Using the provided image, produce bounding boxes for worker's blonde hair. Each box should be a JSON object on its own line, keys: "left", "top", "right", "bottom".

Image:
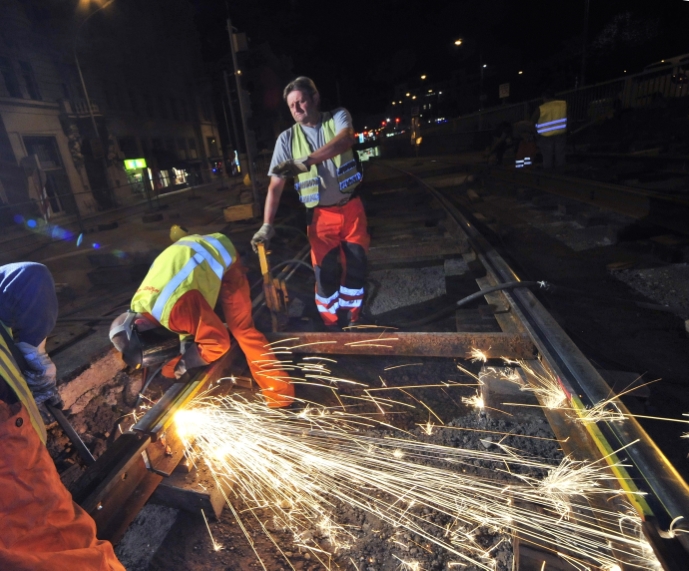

{"left": 283, "top": 76, "right": 319, "bottom": 102}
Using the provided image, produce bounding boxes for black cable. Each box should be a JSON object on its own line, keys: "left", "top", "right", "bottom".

{"left": 384, "top": 281, "right": 545, "bottom": 329}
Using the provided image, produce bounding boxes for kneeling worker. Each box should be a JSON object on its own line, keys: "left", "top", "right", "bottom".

{"left": 110, "top": 230, "right": 293, "bottom": 408}
{"left": 0, "top": 262, "right": 124, "bottom": 570}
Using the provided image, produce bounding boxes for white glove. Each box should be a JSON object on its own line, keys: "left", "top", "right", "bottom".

{"left": 16, "top": 339, "right": 62, "bottom": 407}
{"left": 251, "top": 223, "right": 275, "bottom": 253}
{"left": 270, "top": 156, "right": 310, "bottom": 178}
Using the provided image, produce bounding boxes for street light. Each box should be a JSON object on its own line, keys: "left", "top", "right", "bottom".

{"left": 420, "top": 74, "right": 427, "bottom": 80}
{"left": 74, "top": 0, "right": 117, "bottom": 208}
{"left": 454, "top": 39, "right": 463, "bottom": 46}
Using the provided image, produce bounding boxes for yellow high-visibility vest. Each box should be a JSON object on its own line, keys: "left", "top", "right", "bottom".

{"left": 536, "top": 100, "right": 567, "bottom": 137}
{"left": 131, "top": 233, "right": 236, "bottom": 328}
{"left": 292, "top": 112, "right": 362, "bottom": 208}
{"left": 0, "top": 322, "right": 47, "bottom": 443}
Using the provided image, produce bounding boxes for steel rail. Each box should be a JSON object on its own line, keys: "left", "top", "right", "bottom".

{"left": 383, "top": 162, "right": 689, "bottom": 561}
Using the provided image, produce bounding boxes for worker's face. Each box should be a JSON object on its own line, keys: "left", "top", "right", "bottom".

{"left": 287, "top": 89, "right": 319, "bottom": 125}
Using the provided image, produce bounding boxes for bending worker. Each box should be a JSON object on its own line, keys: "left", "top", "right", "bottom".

{"left": 0, "top": 262, "right": 124, "bottom": 570}
{"left": 531, "top": 90, "right": 567, "bottom": 169}
{"left": 110, "top": 230, "right": 293, "bottom": 408}
{"left": 252, "top": 76, "right": 369, "bottom": 330}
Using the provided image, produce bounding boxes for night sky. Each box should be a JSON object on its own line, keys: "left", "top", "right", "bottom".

{"left": 192, "top": 0, "right": 689, "bottom": 117}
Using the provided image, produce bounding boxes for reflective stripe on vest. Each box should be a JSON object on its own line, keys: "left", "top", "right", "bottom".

{"left": 132, "top": 234, "right": 235, "bottom": 328}
{"left": 0, "top": 323, "right": 47, "bottom": 443}
{"left": 291, "top": 112, "right": 362, "bottom": 208}
{"left": 536, "top": 100, "right": 567, "bottom": 137}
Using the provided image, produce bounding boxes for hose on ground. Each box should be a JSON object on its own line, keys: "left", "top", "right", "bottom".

{"left": 383, "top": 281, "right": 545, "bottom": 329}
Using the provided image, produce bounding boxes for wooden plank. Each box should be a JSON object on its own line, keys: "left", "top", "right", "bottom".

{"left": 150, "top": 464, "right": 230, "bottom": 520}
{"left": 265, "top": 331, "right": 535, "bottom": 359}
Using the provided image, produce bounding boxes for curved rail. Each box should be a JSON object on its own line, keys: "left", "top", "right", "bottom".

{"left": 382, "top": 161, "right": 689, "bottom": 562}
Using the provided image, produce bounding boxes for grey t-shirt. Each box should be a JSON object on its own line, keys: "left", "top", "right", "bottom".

{"left": 268, "top": 108, "right": 353, "bottom": 207}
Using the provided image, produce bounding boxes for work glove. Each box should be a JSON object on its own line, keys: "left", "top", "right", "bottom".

{"left": 251, "top": 223, "right": 275, "bottom": 253}
{"left": 174, "top": 340, "right": 209, "bottom": 379}
{"left": 16, "top": 340, "right": 63, "bottom": 407}
{"left": 270, "top": 156, "right": 310, "bottom": 178}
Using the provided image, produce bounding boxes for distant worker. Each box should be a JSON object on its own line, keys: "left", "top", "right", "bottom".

{"left": 110, "top": 230, "right": 293, "bottom": 408}
{"left": 252, "top": 76, "right": 369, "bottom": 331}
{"left": 513, "top": 120, "right": 538, "bottom": 169}
{"left": 0, "top": 262, "right": 124, "bottom": 571}
{"left": 485, "top": 121, "right": 513, "bottom": 166}
{"left": 531, "top": 90, "right": 567, "bottom": 169}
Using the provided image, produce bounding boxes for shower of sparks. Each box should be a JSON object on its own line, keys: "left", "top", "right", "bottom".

{"left": 574, "top": 400, "right": 627, "bottom": 425}
{"left": 502, "top": 359, "right": 568, "bottom": 410}
{"left": 174, "top": 393, "right": 660, "bottom": 571}
{"left": 469, "top": 348, "right": 489, "bottom": 363}
{"left": 462, "top": 392, "right": 484, "bottom": 410}
{"left": 200, "top": 508, "right": 223, "bottom": 551}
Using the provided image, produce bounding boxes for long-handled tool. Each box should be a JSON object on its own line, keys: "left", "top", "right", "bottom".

{"left": 0, "top": 324, "right": 96, "bottom": 466}
{"left": 256, "top": 241, "right": 289, "bottom": 331}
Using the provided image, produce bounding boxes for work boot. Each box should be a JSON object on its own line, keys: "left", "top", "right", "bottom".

{"left": 344, "top": 308, "right": 376, "bottom": 330}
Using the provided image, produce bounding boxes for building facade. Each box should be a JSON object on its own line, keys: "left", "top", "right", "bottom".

{"left": 0, "top": 0, "right": 220, "bottom": 228}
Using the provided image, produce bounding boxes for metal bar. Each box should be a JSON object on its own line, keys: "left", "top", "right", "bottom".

{"left": 47, "top": 403, "right": 96, "bottom": 465}
{"left": 264, "top": 331, "right": 535, "bottom": 359}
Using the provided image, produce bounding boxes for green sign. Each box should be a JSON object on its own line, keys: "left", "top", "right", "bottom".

{"left": 124, "top": 158, "right": 147, "bottom": 170}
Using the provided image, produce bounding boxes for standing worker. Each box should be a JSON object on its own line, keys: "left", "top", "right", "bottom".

{"left": 0, "top": 262, "right": 124, "bottom": 571}
{"left": 251, "top": 76, "right": 369, "bottom": 331}
{"left": 110, "top": 230, "right": 293, "bottom": 408}
{"left": 532, "top": 90, "right": 567, "bottom": 169}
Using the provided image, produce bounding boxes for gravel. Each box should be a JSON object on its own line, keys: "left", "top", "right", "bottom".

{"left": 615, "top": 263, "right": 689, "bottom": 319}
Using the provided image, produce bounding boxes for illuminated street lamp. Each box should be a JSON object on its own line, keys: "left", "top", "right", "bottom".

{"left": 454, "top": 39, "right": 463, "bottom": 46}
{"left": 420, "top": 74, "right": 427, "bottom": 80}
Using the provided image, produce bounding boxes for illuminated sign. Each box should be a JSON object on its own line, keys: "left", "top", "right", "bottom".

{"left": 124, "top": 158, "right": 147, "bottom": 170}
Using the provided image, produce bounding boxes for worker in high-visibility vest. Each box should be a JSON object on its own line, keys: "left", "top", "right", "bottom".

{"left": 531, "top": 90, "right": 567, "bottom": 169}
{"left": 109, "top": 230, "right": 293, "bottom": 408}
{"left": 0, "top": 262, "right": 124, "bottom": 571}
{"left": 252, "top": 76, "right": 369, "bottom": 331}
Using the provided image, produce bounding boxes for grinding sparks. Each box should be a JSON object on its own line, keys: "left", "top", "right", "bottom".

{"left": 173, "top": 394, "right": 660, "bottom": 570}
{"left": 200, "top": 508, "right": 223, "bottom": 551}
{"left": 462, "top": 392, "right": 485, "bottom": 410}
{"left": 469, "top": 347, "right": 489, "bottom": 363}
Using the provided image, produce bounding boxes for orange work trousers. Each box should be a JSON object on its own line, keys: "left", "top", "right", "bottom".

{"left": 219, "top": 261, "right": 294, "bottom": 407}
{"left": 0, "top": 399, "right": 124, "bottom": 571}
{"left": 161, "top": 262, "right": 293, "bottom": 408}
{"left": 308, "top": 196, "right": 370, "bottom": 326}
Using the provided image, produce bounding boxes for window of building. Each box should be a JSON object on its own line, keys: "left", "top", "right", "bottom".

{"left": 188, "top": 137, "right": 198, "bottom": 159}
{"left": 19, "top": 61, "right": 41, "bottom": 100}
{"left": 128, "top": 90, "right": 139, "bottom": 115}
{"left": 23, "top": 136, "right": 75, "bottom": 215}
{"left": 157, "top": 95, "right": 168, "bottom": 119}
{"left": 177, "top": 137, "right": 187, "bottom": 160}
{"left": 0, "top": 56, "right": 22, "bottom": 98}
{"left": 207, "top": 136, "right": 219, "bottom": 157}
